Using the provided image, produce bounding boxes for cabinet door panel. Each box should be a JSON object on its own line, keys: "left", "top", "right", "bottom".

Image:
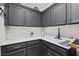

{"left": 42, "top": 9, "right": 51, "bottom": 26}
{"left": 25, "top": 9, "right": 34, "bottom": 26}
{"left": 70, "top": 4, "right": 79, "bottom": 23}
{"left": 13, "top": 8, "right": 24, "bottom": 25}
{"left": 51, "top": 4, "right": 66, "bottom": 25}
{"left": 9, "top": 4, "right": 24, "bottom": 25}
{"left": 34, "top": 12, "right": 41, "bottom": 26}
{"left": 41, "top": 45, "right": 50, "bottom": 56}
{"left": 28, "top": 45, "right": 41, "bottom": 56}
{"left": 51, "top": 51, "right": 61, "bottom": 56}
{"left": 6, "top": 48, "right": 26, "bottom": 56}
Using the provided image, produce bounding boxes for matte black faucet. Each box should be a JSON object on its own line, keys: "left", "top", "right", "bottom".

{"left": 57, "top": 27, "right": 60, "bottom": 39}
{"left": 56, "top": 27, "right": 62, "bottom": 40}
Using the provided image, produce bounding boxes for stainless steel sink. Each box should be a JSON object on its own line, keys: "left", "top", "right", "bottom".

{"left": 59, "top": 40, "right": 71, "bottom": 47}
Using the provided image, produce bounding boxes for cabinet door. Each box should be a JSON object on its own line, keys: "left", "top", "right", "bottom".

{"left": 28, "top": 45, "right": 41, "bottom": 56}
{"left": 33, "top": 12, "right": 41, "bottom": 26}
{"left": 6, "top": 48, "right": 26, "bottom": 56}
{"left": 51, "top": 4, "right": 66, "bottom": 25}
{"left": 41, "top": 45, "right": 50, "bottom": 56}
{"left": 69, "top": 3, "right": 79, "bottom": 23}
{"left": 50, "top": 51, "right": 61, "bottom": 56}
{"left": 25, "top": 9, "right": 34, "bottom": 26}
{"left": 9, "top": 4, "right": 25, "bottom": 26}
{"left": 42, "top": 9, "right": 51, "bottom": 26}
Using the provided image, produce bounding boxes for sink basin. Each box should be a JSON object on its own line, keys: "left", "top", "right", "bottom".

{"left": 59, "top": 40, "right": 71, "bottom": 47}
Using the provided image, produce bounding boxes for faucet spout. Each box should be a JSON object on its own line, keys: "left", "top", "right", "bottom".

{"left": 55, "top": 27, "right": 62, "bottom": 40}
{"left": 57, "top": 27, "right": 60, "bottom": 39}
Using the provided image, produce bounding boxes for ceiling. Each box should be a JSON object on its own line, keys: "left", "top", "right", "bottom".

{"left": 21, "top": 3, "right": 53, "bottom": 11}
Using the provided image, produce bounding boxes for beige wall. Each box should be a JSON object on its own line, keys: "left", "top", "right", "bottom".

{"left": 6, "top": 26, "right": 42, "bottom": 40}
{"left": 44, "top": 24, "right": 79, "bottom": 38}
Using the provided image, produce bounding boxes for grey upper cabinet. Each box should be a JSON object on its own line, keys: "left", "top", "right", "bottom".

{"left": 69, "top": 3, "right": 79, "bottom": 24}
{"left": 33, "top": 12, "right": 41, "bottom": 27}
{"left": 25, "top": 9, "right": 41, "bottom": 27}
{"left": 51, "top": 3, "right": 67, "bottom": 26}
{"left": 25, "top": 9, "right": 34, "bottom": 26}
{"left": 7, "top": 3, "right": 79, "bottom": 27}
{"left": 5, "top": 4, "right": 41, "bottom": 27}
{"left": 42, "top": 9, "right": 51, "bottom": 26}
{"left": 8, "top": 4, "right": 25, "bottom": 26}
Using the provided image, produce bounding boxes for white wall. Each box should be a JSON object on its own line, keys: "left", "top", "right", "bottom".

{"left": 44, "top": 24, "right": 79, "bottom": 38}
{"left": 0, "top": 6, "right": 6, "bottom": 56}
{"left": 0, "top": 6, "right": 6, "bottom": 45}
{"left": 44, "top": 26, "right": 58, "bottom": 36}
{"left": 61, "top": 24, "right": 79, "bottom": 38}
{"left": 6, "top": 26, "right": 42, "bottom": 40}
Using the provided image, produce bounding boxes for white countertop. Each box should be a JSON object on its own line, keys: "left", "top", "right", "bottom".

{"left": 43, "top": 35, "right": 75, "bottom": 49}
{"left": 1, "top": 36, "right": 43, "bottom": 46}
{"left": 1, "top": 35, "right": 75, "bottom": 49}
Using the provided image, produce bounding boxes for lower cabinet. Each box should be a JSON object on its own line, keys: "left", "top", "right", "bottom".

{"left": 27, "top": 45, "right": 41, "bottom": 56}
{"left": 1, "top": 39, "right": 76, "bottom": 56}
{"left": 41, "top": 45, "right": 61, "bottom": 56}
{"left": 50, "top": 50, "right": 61, "bottom": 56}
{"left": 41, "top": 40, "right": 76, "bottom": 56}
{"left": 6, "top": 48, "right": 26, "bottom": 56}
{"left": 41, "top": 45, "right": 50, "bottom": 56}
{"left": 1, "top": 42, "right": 27, "bottom": 56}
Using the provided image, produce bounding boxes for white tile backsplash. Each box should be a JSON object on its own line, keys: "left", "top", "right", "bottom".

{"left": 44, "top": 26, "right": 59, "bottom": 36}
{"left": 6, "top": 24, "right": 79, "bottom": 39}
{"left": 60, "top": 24, "right": 79, "bottom": 38}
{"left": 6, "top": 26, "right": 42, "bottom": 40}
{"left": 44, "top": 24, "right": 79, "bottom": 38}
